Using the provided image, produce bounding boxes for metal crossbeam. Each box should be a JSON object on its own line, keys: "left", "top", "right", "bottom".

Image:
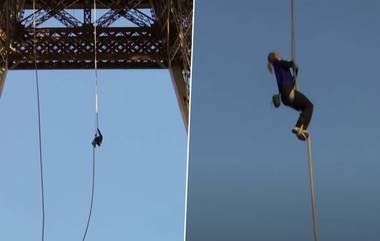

{"left": 1, "top": 0, "right": 192, "bottom": 70}
{"left": 8, "top": 27, "right": 165, "bottom": 69}
{"left": 0, "top": 0, "right": 193, "bottom": 128}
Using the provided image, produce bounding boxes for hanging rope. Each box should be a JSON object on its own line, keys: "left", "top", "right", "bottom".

{"left": 291, "top": 1, "right": 319, "bottom": 241}
{"left": 32, "top": 1, "right": 46, "bottom": 241}
{"left": 81, "top": 1, "right": 102, "bottom": 240}
{"left": 81, "top": 148, "right": 96, "bottom": 241}
{"left": 307, "top": 136, "right": 318, "bottom": 241}
{"left": 93, "top": 0, "right": 99, "bottom": 131}
{"left": 291, "top": 0, "right": 296, "bottom": 63}
{"left": 291, "top": 0, "right": 298, "bottom": 90}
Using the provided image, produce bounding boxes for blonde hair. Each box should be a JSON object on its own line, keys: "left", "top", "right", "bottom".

{"left": 267, "top": 52, "right": 276, "bottom": 73}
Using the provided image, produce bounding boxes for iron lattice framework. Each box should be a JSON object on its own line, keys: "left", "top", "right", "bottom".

{"left": 0, "top": 0, "right": 192, "bottom": 128}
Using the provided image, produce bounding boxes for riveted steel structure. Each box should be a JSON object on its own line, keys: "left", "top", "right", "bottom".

{"left": 0, "top": 0, "right": 192, "bottom": 129}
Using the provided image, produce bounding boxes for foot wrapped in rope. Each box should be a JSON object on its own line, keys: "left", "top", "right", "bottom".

{"left": 292, "top": 126, "right": 309, "bottom": 141}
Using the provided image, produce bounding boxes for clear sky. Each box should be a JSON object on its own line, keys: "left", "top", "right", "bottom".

{"left": 187, "top": 0, "right": 380, "bottom": 241}
{"left": 0, "top": 68, "right": 187, "bottom": 241}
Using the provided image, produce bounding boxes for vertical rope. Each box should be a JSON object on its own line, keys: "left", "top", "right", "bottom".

{"left": 32, "top": 1, "right": 46, "bottom": 241}
{"left": 93, "top": 0, "right": 99, "bottom": 130}
{"left": 291, "top": 0, "right": 296, "bottom": 62}
{"left": 307, "top": 136, "right": 319, "bottom": 241}
{"left": 291, "top": 0, "right": 298, "bottom": 90}
{"left": 291, "top": 1, "right": 319, "bottom": 240}
{"left": 81, "top": 148, "right": 96, "bottom": 241}
{"left": 81, "top": 1, "right": 98, "bottom": 240}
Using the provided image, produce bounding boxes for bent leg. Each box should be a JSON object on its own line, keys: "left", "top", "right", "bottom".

{"left": 290, "top": 90, "right": 313, "bottom": 130}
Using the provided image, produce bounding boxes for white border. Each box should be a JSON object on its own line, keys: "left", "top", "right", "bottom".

{"left": 183, "top": 0, "right": 196, "bottom": 240}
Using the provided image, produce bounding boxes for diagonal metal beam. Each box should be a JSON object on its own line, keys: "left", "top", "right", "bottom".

{"left": 96, "top": 0, "right": 154, "bottom": 28}
{"left": 23, "top": 0, "right": 82, "bottom": 27}
{"left": 1, "top": 0, "right": 193, "bottom": 128}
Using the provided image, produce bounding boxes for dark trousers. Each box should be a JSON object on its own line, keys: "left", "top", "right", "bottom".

{"left": 283, "top": 90, "right": 313, "bottom": 130}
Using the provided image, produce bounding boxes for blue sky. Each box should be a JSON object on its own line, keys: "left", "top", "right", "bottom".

{"left": 186, "top": 1, "right": 380, "bottom": 241}
{"left": 2, "top": 1, "right": 380, "bottom": 241}
{"left": 0, "top": 69, "right": 187, "bottom": 241}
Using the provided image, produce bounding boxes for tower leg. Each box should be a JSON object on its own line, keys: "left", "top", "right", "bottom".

{"left": 169, "top": 65, "right": 189, "bottom": 132}
{"left": 0, "top": 37, "right": 7, "bottom": 96}
{"left": 0, "top": 65, "right": 6, "bottom": 96}
{"left": 0, "top": 0, "right": 9, "bottom": 97}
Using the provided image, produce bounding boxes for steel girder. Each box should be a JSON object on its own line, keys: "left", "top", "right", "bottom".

{"left": 0, "top": 0, "right": 193, "bottom": 128}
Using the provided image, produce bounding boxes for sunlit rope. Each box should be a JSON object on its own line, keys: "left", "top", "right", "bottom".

{"left": 291, "top": 1, "right": 319, "bottom": 241}
{"left": 81, "top": 0, "right": 99, "bottom": 240}
{"left": 307, "top": 136, "right": 318, "bottom": 241}
{"left": 32, "top": 1, "right": 46, "bottom": 241}
{"left": 94, "top": 0, "right": 99, "bottom": 130}
{"left": 291, "top": 0, "right": 298, "bottom": 90}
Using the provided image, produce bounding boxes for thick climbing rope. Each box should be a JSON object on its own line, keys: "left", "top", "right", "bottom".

{"left": 31, "top": 2, "right": 100, "bottom": 240}
{"left": 291, "top": 0, "right": 296, "bottom": 64}
{"left": 81, "top": 0, "right": 101, "bottom": 240}
{"left": 81, "top": 148, "right": 96, "bottom": 241}
{"left": 291, "top": 1, "right": 319, "bottom": 241}
{"left": 307, "top": 136, "right": 318, "bottom": 241}
{"left": 93, "top": 0, "right": 99, "bottom": 131}
{"left": 291, "top": 0, "right": 298, "bottom": 90}
{"left": 32, "top": 1, "right": 46, "bottom": 241}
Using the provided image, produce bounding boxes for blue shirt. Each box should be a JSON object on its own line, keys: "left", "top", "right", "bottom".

{"left": 273, "top": 60, "right": 295, "bottom": 96}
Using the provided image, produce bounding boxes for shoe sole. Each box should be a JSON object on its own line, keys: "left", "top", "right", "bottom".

{"left": 292, "top": 128, "right": 300, "bottom": 135}
{"left": 296, "top": 132, "right": 309, "bottom": 141}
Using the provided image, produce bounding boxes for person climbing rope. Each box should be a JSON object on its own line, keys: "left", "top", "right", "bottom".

{"left": 92, "top": 128, "right": 103, "bottom": 148}
{"left": 267, "top": 51, "right": 313, "bottom": 141}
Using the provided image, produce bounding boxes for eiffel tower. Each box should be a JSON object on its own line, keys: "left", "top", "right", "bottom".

{"left": 0, "top": 0, "right": 193, "bottom": 128}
